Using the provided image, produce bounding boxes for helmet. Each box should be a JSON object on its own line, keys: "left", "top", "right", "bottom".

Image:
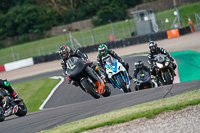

{"left": 134, "top": 60, "right": 144, "bottom": 69}
{"left": 98, "top": 44, "right": 108, "bottom": 56}
{"left": 149, "top": 41, "right": 157, "bottom": 53}
{"left": 58, "top": 45, "right": 71, "bottom": 59}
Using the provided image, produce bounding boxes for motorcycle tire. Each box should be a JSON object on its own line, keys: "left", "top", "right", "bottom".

{"left": 102, "top": 85, "right": 111, "bottom": 97}
{"left": 15, "top": 101, "right": 27, "bottom": 117}
{"left": 81, "top": 78, "right": 100, "bottom": 99}
{"left": 0, "top": 106, "right": 5, "bottom": 122}
{"left": 117, "top": 77, "right": 129, "bottom": 93}
{"left": 163, "top": 71, "right": 173, "bottom": 85}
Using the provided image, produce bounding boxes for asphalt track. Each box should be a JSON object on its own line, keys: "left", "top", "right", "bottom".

{"left": 1, "top": 55, "right": 200, "bottom": 133}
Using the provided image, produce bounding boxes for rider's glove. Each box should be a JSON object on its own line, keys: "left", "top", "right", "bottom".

{"left": 84, "top": 59, "right": 92, "bottom": 66}
{"left": 66, "top": 75, "right": 71, "bottom": 84}
{"left": 170, "top": 58, "right": 174, "bottom": 62}
{"left": 133, "top": 78, "right": 137, "bottom": 83}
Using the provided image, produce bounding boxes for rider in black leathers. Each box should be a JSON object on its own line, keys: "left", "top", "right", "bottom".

{"left": 0, "top": 79, "right": 21, "bottom": 105}
{"left": 59, "top": 45, "right": 103, "bottom": 87}
{"left": 97, "top": 44, "right": 131, "bottom": 82}
{"left": 147, "top": 41, "right": 176, "bottom": 77}
{"left": 133, "top": 60, "right": 151, "bottom": 83}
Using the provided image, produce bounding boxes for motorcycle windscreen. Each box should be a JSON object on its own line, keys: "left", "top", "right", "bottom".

{"left": 137, "top": 70, "right": 151, "bottom": 83}
{"left": 105, "top": 60, "right": 118, "bottom": 72}
{"left": 154, "top": 54, "right": 165, "bottom": 63}
{"left": 66, "top": 57, "right": 86, "bottom": 78}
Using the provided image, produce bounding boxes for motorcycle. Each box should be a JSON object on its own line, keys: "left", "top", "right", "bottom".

{"left": 0, "top": 88, "right": 27, "bottom": 122}
{"left": 103, "top": 55, "right": 131, "bottom": 93}
{"left": 135, "top": 70, "right": 158, "bottom": 91}
{"left": 66, "top": 57, "right": 111, "bottom": 99}
{"left": 153, "top": 54, "right": 175, "bottom": 85}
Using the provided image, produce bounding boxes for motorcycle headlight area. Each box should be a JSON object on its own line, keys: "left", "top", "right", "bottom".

{"left": 156, "top": 62, "right": 164, "bottom": 68}
{"left": 165, "top": 61, "right": 170, "bottom": 66}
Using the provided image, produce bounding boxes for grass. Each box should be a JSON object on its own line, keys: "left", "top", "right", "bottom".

{"left": 40, "top": 88, "right": 200, "bottom": 133}
{"left": 1, "top": 2, "right": 200, "bottom": 65}
{"left": 12, "top": 78, "right": 60, "bottom": 112}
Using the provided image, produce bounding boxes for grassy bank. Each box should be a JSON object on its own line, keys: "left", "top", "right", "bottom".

{"left": 40, "top": 88, "right": 200, "bottom": 133}
{"left": 12, "top": 78, "right": 60, "bottom": 112}
{"left": 1, "top": 2, "right": 200, "bottom": 65}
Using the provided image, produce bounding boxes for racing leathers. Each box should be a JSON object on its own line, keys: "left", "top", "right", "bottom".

{"left": 147, "top": 47, "right": 176, "bottom": 76}
{"left": 0, "top": 79, "right": 20, "bottom": 104}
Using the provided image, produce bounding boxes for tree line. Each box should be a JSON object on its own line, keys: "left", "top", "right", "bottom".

{"left": 0, "top": 0, "right": 155, "bottom": 42}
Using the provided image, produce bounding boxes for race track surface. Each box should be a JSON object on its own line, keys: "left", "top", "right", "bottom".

{"left": 1, "top": 79, "right": 200, "bottom": 133}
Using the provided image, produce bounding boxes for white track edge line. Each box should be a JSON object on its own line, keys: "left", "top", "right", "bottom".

{"left": 39, "top": 76, "right": 65, "bottom": 110}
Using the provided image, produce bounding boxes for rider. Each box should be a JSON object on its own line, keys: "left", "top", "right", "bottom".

{"left": 58, "top": 45, "right": 103, "bottom": 87}
{"left": 147, "top": 41, "right": 176, "bottom": 77}
{"left": 0, "top": 79, "right": 21, "bottom": 101}
{"left": 97, "top": 43, "right": 131, "bottom": 82}
{"left": 132, "top": 60, "right": 151, "bottom": 83}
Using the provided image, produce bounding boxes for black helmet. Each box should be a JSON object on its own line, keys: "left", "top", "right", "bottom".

{"left": 98, "top": 44, "right": 108, "bottom": 56}
{"left": 134, "top": 60, "right": 144, "bottom": 69}
{"left": 58, "top": 45, "right": 71, "bottom": 59}
{"left": 149, "top": 41, "right": 157, "bottom": 53}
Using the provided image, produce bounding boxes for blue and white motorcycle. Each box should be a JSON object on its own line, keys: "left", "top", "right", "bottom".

{"left": 103, "top": 55, "right": 132, "bottom": 93}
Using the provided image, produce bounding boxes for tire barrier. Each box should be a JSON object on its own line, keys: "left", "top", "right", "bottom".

{"left": 179, "top": 26, "right": 191, "bottom": 36}
{"left": 33, "top": 53, "right": 60, "bottom": 64}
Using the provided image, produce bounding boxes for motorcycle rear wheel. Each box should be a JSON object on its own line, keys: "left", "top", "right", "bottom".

{"left": 81, "top": 78, "right": 100, "bottom": 99}
{"left": 0, "top": 106, "right": 5, "bottom": 122}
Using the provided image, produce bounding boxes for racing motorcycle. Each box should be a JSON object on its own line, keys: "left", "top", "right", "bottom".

{"left": 103, "top": 55, "right": 131, "bottom": 93}
{"left": 135, "top": 70, "right": 158, "bottom": 91}
{"left": 153, "top": 54, "right": 175, "bottom": 85}
{"left": 0, "top": 88, "right": 27, "bottom": 122}
{"left": 66, "top": 57, "right": 111, "bottom": 99}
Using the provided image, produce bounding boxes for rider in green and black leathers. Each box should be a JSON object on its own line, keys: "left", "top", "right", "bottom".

{"left": 0, "top": 79, "right": 21, "bottom": 103}
{"left": 97, "top": 44, "right": 131, "bottom": 82}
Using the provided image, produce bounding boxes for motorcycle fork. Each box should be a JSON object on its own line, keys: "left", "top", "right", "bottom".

{"left": 85, "top": 66, "right": 102, "bottom": 84}
{"left": 161, "top": 70, "right": 166, "bottom": 82}
{"left": 168, "top": 68, "right": 173, "bottom": 80}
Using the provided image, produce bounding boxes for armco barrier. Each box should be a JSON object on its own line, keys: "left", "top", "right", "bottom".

{"left": 4, "top": 58, "right": 34, "bottom": 71}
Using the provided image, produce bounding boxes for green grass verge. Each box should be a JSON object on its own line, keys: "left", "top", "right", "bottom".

{"left": 1, "top": 2, "right": 200, "bottom": 65}
{"left": 40, "top": 89, "right": 200, "bottom": 133}
{"left": 12, "top": 78, "right": 60, "bottom": 112}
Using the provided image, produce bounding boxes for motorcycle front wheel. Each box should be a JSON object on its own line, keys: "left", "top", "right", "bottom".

{"left": 15, "top": 101, "right": 27, "bottom": 117}
{"left": 102, "top": 85, "right": 111, "bottom": 97}
{"left": 117, "top": 76, "right": 129, "bottom": 93}
{"left": 81, "top": 78, "right": 100, "bottom": 99}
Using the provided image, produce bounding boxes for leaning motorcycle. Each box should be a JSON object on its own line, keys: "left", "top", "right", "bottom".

{"left": 153, "top": 54, "right": 175, "bottom": 85}
{"left": 135, "top": 70, "right": 158, "bottom": 91}
{"left": 0, "top": 88, "right": 27, "bottom": 122}
{"left": 103, "top": 55, "right": 131, "bottom": 93}
{"left": 66, "top": 57, "right": 111, "bottom": 99}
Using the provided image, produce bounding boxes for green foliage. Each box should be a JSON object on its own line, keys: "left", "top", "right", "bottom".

{"left": 0, "top": 0, "right": 143, "bottom": 41}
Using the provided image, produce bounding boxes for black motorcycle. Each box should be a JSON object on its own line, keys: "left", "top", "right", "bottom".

{"left": 153, "top": 54, "right": 175, "bottom": 85}
{"left": 0, "top": 88, "right": 27, "bottom": 122}
{"left": 135, "top": 70, "right": 157, "bottom": 91}
{"left": 66, "top": 57, "right": 111, "bottom": 99}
